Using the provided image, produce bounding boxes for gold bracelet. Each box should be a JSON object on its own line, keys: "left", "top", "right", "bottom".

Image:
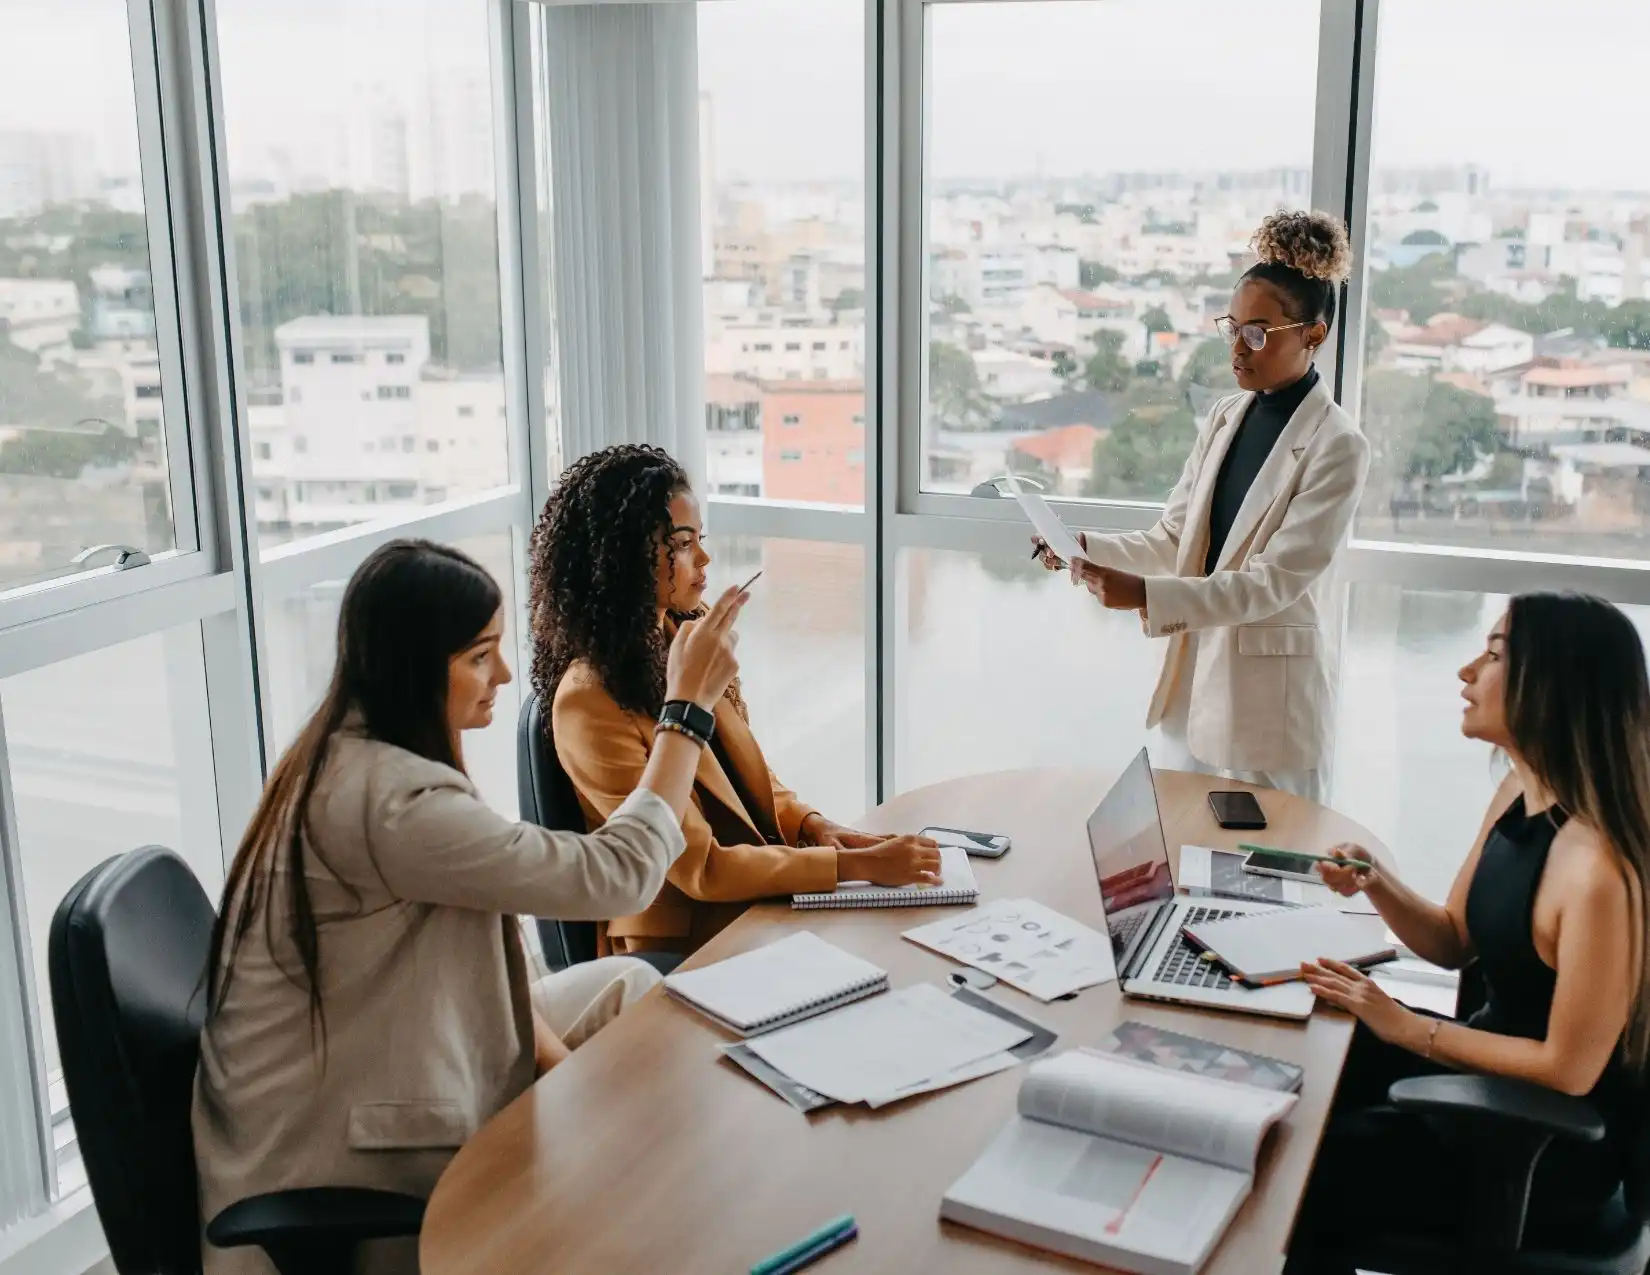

{"left": 1423, "top": 1018, "right": 1442, "bottom": 1059}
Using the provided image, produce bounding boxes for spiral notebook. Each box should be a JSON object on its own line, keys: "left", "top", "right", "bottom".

{"left": 663, "top": 931, "right": 889, "bottom": 1037}
{"left": 793, "top": 845, "right": 980, "bottom": 910}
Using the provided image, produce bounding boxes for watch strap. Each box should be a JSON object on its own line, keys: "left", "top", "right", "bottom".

{"left": 658, "top": 699, "right": 716, "bottom": 745}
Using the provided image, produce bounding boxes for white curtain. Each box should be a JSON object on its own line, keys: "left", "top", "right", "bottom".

{"left": 539, "top": 4, "right": 706, "bottom": 493}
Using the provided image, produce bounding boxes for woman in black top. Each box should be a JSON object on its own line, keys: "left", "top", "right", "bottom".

{"left": 1287, "top": 593, "right": 1649, "bottom": 1266}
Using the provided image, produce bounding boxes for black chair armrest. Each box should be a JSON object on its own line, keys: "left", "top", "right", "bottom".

{"left": 207, "top": 1186, "right": 426, "bottom": 1256}
{"left": 638, "top": 950, "right": 684, "bottom": 976}
{"left": 1390, "top": 1075, "right": 1606, "bottom": 1143}
{"left": 1389, "top": 1075, "right": 1605, "bottom": 1255}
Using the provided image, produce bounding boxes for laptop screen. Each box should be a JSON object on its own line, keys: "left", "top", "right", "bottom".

{"left": 1086, "top": 748, "right": 1175, "bottom": 960}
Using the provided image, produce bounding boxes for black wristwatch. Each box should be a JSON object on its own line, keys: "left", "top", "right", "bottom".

{"left": 657, "top": 699, "right": 716, "bottom": 747}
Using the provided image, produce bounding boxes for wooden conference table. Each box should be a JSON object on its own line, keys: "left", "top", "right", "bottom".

{"left": 421, "top": 767, "right": 1391, "bottom": 1275}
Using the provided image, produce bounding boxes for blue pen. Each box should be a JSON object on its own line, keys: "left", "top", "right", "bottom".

{"left": 750, "top": 1215, "right": 857, "bottom": 1275}
{"left": 767, "top": 1222, "right": 858, "bottom": 1275}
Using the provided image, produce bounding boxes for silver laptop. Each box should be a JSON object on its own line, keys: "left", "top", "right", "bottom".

{"left": 1087, "top": 749, "right": 1315, "bottom": 1020}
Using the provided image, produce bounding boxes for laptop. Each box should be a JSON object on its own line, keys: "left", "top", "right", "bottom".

{"left": 1087, "top": 749, "right": 1315, "bottom": 1020}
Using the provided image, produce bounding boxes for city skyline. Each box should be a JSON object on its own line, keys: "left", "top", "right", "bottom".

{"left": 6, "top": 0, "right": 1650, "bottom": 196}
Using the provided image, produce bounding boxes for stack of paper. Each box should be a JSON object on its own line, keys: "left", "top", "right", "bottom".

{"left": 721, "top": 983, "right": 1058, "bottom": 1111}
{"left": 903, "top": 898, "right": 1117, "bottom": 1001}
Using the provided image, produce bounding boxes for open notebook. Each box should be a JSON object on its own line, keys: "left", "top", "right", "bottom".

{"left": 793, "top": 844, "right": 980, "bottom": 910}
{"left": 942, "top": 1049, "right": 1296, "bottom": 1275}
{"left": 662, "top": 931, "right": 889, "bottom": 1036}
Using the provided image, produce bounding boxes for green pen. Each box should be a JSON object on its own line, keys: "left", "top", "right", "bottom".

{"left": 751, "top": 1214, "right": 856, "bottom": 1275}
{"left": 1238, "top": 843, "right": 1374, "bottom": 872}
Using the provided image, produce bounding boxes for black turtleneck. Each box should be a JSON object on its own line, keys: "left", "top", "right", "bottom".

{"left": 1203, "top": 365, "right": 1319, "bottom": 575}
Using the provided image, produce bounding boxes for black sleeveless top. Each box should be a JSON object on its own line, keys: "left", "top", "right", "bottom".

{"left": 1464, "top": 795, "right": 1635, "bottom": 1183}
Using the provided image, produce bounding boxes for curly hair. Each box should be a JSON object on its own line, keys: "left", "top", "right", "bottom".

{"left": 529, "top": 443, "right": 748, "bottom": 721}
{"left": 1241, "top": 209, "right": 1355, "bottom": 335}
{"left": 528, "top": 444, "right": 687, "bottom": 717}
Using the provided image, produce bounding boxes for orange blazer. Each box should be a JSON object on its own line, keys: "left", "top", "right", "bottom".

{"left": 551, "top": 659, "right": 838, "bottom": 953}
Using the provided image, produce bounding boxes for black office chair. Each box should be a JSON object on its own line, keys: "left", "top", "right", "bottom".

{"left": 517, "top": 691, "right": 682, "bottom": 976}
{"left": 49, "top": 847, "right": 425, "bottom": 1275}
{"left": 1314, "top": 960, "right": 1650, "bottom": 1275}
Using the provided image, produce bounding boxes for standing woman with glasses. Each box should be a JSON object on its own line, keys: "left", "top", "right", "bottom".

{"left": 1036, "top": 210, "right": 1369, "bottom": 800}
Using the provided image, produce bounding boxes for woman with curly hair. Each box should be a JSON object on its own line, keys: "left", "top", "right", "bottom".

{"left": 530, "top": 444, "right": 940, "bottom": 956}
{"left": 1037, "top": 210, "right": 1370, "bottom": 800}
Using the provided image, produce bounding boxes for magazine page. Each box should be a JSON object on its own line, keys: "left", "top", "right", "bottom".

{"left": 1016, "top": 1049, "right": 1296, "bottom": 1174}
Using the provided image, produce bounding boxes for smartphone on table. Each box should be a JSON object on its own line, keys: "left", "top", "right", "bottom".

{"left": 1240, "top": 847, "right": 1327, "bottom": 885}
{"left": 920, "top": 826, "right": 1011, "bottom": 858}
{"left": 1208, "top": 790, "right": 1267, "bottom": 830}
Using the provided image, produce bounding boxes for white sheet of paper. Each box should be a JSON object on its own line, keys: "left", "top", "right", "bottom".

{"left": 1005, "top": 472, "right": 1090, "bottom": 565}
{"left": 904, "top": 898, "right": 1118, "bottom": 1002}
{"left": 745, "top": 983, "right": 1031, "bottom": 1104}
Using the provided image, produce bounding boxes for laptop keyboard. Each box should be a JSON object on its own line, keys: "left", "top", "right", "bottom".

{"left": 1111, "top": 908, "right": 1149, "bottom": 953}
{"left": 1154, "top": 906, "right": 1241, "bottom": 989}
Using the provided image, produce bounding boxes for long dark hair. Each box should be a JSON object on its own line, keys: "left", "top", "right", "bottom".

{"left": 207, "top": 539, "right": 503, "bottom": 1057}
{"left": 1504, "top": 592, "right": 1650, "bottom": 1068}
{"left": 529, "top": 444, "right": 693, "bottom": 717}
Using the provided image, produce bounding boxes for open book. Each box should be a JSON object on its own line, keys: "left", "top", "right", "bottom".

{"left": 942, "top": 1049, "right": 1296, "bottom": 1275}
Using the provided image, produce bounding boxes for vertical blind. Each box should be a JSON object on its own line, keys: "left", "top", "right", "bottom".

{"left": 539, "top": 4, "right": 708, "bottom": 492}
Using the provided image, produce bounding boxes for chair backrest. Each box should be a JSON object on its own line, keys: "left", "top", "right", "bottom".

{"left": 49, "top": 847, "right": 215, "bottom": 1275}
{"left": 516, "top": 691, "right": 599, "bottom": 970}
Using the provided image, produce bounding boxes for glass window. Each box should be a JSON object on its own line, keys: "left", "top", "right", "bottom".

{"left": 896, "top": 546, "right": 1163, "bottom": 790}
{"left": 0, "top": 0, "right": 183, "bottom": 592}
{"left": 706, "top": 535, "right": 866, "bottom": 817}
{"left": 699, "top": 0, "right": 866, "bottom": 508}
{"left": 1355, "top": 0, "right": 1650, "bottom": 560}
{"left": 214, "top": 0, "right": 512, "bottom": 552}
{"left": 922, "top": 0, "right": 1320, "bottom": 500}
{"left": 1332, "top": 585, "right": 1650, "bottom": 902}
{"left": 261, "top": 534, "right": 522, "bottom": 818}
{"left": 1, "top": 625, "right": 223, "bottom": 1079}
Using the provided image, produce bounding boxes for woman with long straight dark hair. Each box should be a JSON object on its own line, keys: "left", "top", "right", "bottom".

{"left": 1286, "top": 592, "right": 1649, "bottom": 1267}
{"left": 193, "top": 539, "right": 746, "bottom": 1275}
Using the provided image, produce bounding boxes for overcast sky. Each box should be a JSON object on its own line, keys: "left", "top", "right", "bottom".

{"left": 6, "top": 0, "right": 1650, "bottom": 194}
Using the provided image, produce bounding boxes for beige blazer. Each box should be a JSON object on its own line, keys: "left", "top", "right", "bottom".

{"left": 1082, "top": 377, "right": 1370, "bottom": 773}
{"left": 191, "top": 726, "right": 685, "bottom": 1275}
{"left": 553, "top": 657, "right": 836, "bottom": 954}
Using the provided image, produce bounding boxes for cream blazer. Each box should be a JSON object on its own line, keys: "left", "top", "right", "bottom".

{"left": 191, "top": 726, "right": 685, "bottom": 1275}
{"left": 1082, "top": 377, "right": 1370, "bottom": 773}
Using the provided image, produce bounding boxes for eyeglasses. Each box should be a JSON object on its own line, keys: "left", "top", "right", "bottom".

{"left": 1215, "top": 316, "right": 1309, "bottom": 352}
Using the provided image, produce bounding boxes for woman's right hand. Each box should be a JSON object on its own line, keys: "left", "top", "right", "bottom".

{"left": 838, "top": 835, "right": 943, "bottom": 887}
{"left": 1317, "top": 843, "right": 1379, "bottom": 896}
{"left": 664, "top": 585, "right": 747, "bottom": 710}
{"left": 1031, "top": 532, "right": 1088, "bottom": 573}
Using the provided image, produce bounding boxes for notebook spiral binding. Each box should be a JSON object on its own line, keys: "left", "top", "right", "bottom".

{"left": 791, "top": 886, "right": 979, "bottom": 910}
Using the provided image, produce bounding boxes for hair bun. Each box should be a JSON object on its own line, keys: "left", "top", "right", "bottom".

{"left": 1251, "top": 210, "right": 1353, "bottom": 284}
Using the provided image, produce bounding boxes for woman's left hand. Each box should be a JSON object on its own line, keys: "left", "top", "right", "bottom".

{"left": 1301, "top": 958, "right": 1418, "bottom": 1047}
{"left": 1072, "top": 562, "right": 1147, "bottom": 612}
{"left": 800, "top": 814, "right": 888, "bottom": 850}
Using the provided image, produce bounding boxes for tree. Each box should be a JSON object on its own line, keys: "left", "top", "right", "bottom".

{"left": 233, "top": 189, "right": 505, "bottom": 388}
{"left": 831, "top": 287, "right": 865, "bottom": 314}
{"left": 1084, "top": 400, "right": 1197, "bottom": 501}
{"left": 0, "top": 340, "right": 123, "bottom": 438}
{"left": 0, "top": 424, "right": 136, "bottom": 479}
{"left": 1141, "top": 305, "right": 1173, "bottom": 336}
{"left": 929, "top": 341, "right": 989, "bottom": 429}
{"left": 1366, "top": 251, "right": 1459, "bottom": 325}
{"left": 1600, "top": 300, "right": 1650, "bottom": 351}
{"left": 1405, "top": 380, "right": 1500, "bottom": 480}
{"left": 1360, "top": 370, "right": 1499, "bottom": 494}
{"left": 1177, "top": 336, "right": 1236, "bottom": 394}
{"left": 1083, "top": 329, "right": 1131, "bottom": 393}
{"left": 1079, "top": 261, "right": 1120, "bottom": 289}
